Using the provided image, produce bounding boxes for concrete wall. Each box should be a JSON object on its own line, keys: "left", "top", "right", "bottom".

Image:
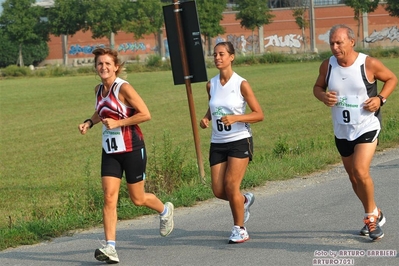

{"left": 43, "top": 4, "right": 399, "bottom": 66}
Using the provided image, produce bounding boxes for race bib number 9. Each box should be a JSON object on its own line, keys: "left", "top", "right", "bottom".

{"left": 332, "top": 95, "right": 363, "bottom": 125}
{"left": 102, "top": 125, "right": 126, "bottom": 154}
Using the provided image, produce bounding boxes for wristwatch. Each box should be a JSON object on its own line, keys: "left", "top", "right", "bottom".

{"left": 377, "top": 95, "right": 386, "bottom": 106}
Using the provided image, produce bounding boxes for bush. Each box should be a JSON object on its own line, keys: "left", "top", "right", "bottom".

{"left": 317, "top": 50, "right": 333, "bottom": 61}
{"left": 47, "top": 66, "right": 76, "bottom": 77}
{"left": 260, "top": 52, "right": 289, "bottom": 63}
{"left": 125, "top": 62, "right": 147, "bottom": 73}
{"left": 358, "top": 46, "right": 399, "bottom": 58}
{"left": 76, "top": 66, "right": 95, "bottom": 74}
{"left": 1, "top": 47, "right": 398, "bottom": 79}
{"left": 146, "top": 130, "right": 193, "bottom": 194}
{"left": 1, "top": 65, "right": 31, "bottom": 77}
{"left": 145, "top": 55, "right": 163, "bottom": 68}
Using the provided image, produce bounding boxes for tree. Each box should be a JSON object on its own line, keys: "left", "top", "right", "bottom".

{"left": 47, "top": 0, "right": 88, "bottom": 65}
{"left": 235, "top": 0, "right": 274, "bottom": 54}
{"left": 0, "top": 28, "right": 49, "bottom": 68}
{"left": 0, "top": 0, "right": 50, "bottom": 66}
{"left": 0, "top": 28, "right": 19, "bottom": 67}
{"left": 122, "top": 0, "right": 164, "bottom": 56}
{"left": 84, "top": 0, "right": 127, "bottom": 49}
{"left": 385, "top": 0, "right": 399, "bottom": 17}
{"left": 344, "top": 0, "right": 379, "bottom": 46}
{"left": 196, "top": 0, "right": 227, "bottom": 56}
{"left": 287, "top": 0, "right": 309, "bottom": 51}
{"left": 289, "top": 0, "right": 309, "bottom": 52}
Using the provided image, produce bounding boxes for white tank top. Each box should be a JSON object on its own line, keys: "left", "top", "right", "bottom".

{"left": 209, "top": 72, "right": 252, "bottom": 143}
{"left": 327, "top": 53, "right": 380, "bottom": 140}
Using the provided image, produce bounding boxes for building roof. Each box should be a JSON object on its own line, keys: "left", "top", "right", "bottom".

{"left": 32, "top": 0, "right": 55, "bottom": 8}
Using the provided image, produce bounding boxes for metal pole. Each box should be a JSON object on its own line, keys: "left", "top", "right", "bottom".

{"left": 309, "top": 0, "right": 317, "bottom": 53}
{"left": 172, "top": 0, "right": 205, "bottom": 180}
{"left": 362, "top": 12, "right": 369, "bottom": 49}
{"left": 61, "top": 34, "right": 68, "bottom": 66}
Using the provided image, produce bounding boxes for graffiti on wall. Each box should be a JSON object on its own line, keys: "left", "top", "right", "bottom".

{"left": 69, "top": 44, "right": 105, "bottom": 55}
{"left": 118, "top": 42, "right": 146, "bottom": 52}
{"left": 224, "top": 34, "right": 259, "bottom": 54}
{"left": 264, "top": 34, "right": 303, "bottom": 48}
{"left": 318, "top": 30, "right": 330, "bottom": 44}
{"left": 68, "top": 42, "right": 148, "bottom": 55}
{"left": 215, "top": 36, "right": 225, "bottom": 45}
{"left": 215, "top": 33, "right": 304, "bottom": 51}
{"left": 364, "top": 26, "right": 399, "bottom": 43}
{"left": 318, "top": 26, "right": 399, "bottom": 44}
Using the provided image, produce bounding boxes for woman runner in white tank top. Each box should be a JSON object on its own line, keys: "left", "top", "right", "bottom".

{"left": 200, "top": 42, "right": 264, "bottom": 244}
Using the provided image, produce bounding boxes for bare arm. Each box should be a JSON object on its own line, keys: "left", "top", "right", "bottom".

{"left": 78, "top": 85, "right": 102, "bottom": 135}
{"left": 313, "top": 60, "right": 337, "bottom": 107}
{"left": 220, "top": 80, "right": 264, "bottom": 126}
{"left": 363, "top": 56, "right": 398, "bottom": 112}
{"left": 200, "top": 81, "right": 212, "bottom": 129}
{"left": 102, "top": 83, "right": 151, "bottom": 130}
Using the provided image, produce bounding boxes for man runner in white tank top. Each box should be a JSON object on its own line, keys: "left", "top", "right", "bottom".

{"left": 313, "top": 24, "right": 397, "bottom": 241}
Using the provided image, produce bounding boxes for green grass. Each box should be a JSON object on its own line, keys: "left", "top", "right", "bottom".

{"left": 0, "top": 59, "right": 398, "bottom": 250}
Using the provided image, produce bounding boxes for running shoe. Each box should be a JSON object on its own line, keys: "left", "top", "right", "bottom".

{"left": 363, "top": 213, "right": 385, "bottom": 241}
{"left": 228, "top": 226, "right": 249, "bottom": 244}
{"left": 160, "top": 202, "right": 174, "bottom": 237}
{"left": 360, "top": 208, "right": 386, "bottom": 236}
{"left": 244, "top": 192, "right": 255, "bottom": 223}
{"left": 94, "top": 244, "right": 119, "bottom": 264}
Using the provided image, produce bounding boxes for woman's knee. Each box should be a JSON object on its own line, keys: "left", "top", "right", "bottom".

{"left": 130, "top": 195, "right": 146, "bottom": 206}
{"left": 212, "top": 187, "right": 226, "bottom": 199}
{"left": 103, "top": 191, "right": 118, "bottom": 205}
{"left": 353, "top": 168, "right": 371, "bottom": 181}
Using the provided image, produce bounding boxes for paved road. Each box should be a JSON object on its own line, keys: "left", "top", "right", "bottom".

{"left": 1, "top": 148, "right": 398, "bottom": 266}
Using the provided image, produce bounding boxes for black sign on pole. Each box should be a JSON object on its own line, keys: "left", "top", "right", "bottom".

{"left": 163, "top": 1, "right": 208, "bottom": 85}
{"left": 162, "top": 0, "right": 206, "bottom": 180}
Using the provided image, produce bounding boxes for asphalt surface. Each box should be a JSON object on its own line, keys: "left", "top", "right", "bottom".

{"left": 1, "top": 148, "right": 398, "bottom": 266}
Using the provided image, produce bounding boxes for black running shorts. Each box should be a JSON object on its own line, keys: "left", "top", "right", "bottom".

{"left": 335, "top": 130, "right": 379, "bottom": 157}
{"left": 209, "top": 137, "right": 253, "bottom": 167}
{"left": 101, "top": 147, "right": 147, "bottom": 184}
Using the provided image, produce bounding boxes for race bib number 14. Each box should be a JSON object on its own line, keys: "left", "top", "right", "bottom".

{"left": 102, "top": 125, "right": 126, "bottom": 154}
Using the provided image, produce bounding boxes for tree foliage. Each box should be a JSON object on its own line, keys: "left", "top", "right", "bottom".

{"left": 46, "top": 0, "right": 88, "bottom": 65}
{"left": 0, "top": 28, "right": 49, "bottom": 67}
{"left": 290, "top": 0, "right": 309, "bottom": 30}
{"left": 385, "top": 0, "right": 399, "bottom": 17}
{"left": 290, "top": 0, "right": 309, "bottom": 51}
{"left": 0, "top": 0, "right": 49, "bottom": 66}
{"left": 122, "top": 0, "right": 164, "bottom": 39}
{"left": 344, "top": 0, "right": 380, "bottom": 44}
{"left": 344, "top": 0, "right": 379, "bottom": 21}
{"left": 47, "top": 0, "right": 87, "bottom": 37}
{"left": 196, "top": 0, "right": 227, "bottom": 55}
{"left": 235, "top": 0, "right": 274, "bottom": 54}
{"left": 84, "top": 0, "right": 126, "bottom": 47}
{"left": 235, "top": 0, "right": 274, "bottom": 31}
{"left": 196, "top": 0, "right": 226, "bottom": 38}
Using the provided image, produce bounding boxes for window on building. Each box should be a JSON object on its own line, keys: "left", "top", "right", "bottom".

{"left": 226, "top": 0, "right": 347, "bottom": 9}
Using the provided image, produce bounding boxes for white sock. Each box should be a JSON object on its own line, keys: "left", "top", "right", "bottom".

{"left": 107, "top": 240, "right": 116, "bottom": 247}
{"left": 365, "top": 207, "right": 378, "bottom": 217}
{"left": 160, "top": 205, "right": 168, "bottom": 216}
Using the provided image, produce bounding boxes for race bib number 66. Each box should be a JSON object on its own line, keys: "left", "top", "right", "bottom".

{"left": 102, "top": 125, "right": 126, "bottom": 154}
